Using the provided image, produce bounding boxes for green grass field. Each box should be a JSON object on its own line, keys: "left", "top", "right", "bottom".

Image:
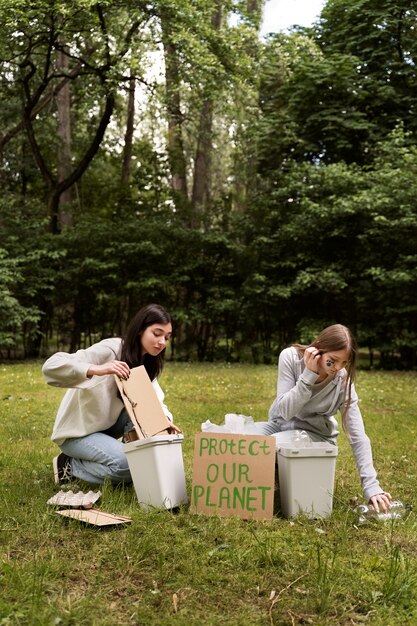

{"left": 1, "top": 362, "right": 416, "bottom": 625}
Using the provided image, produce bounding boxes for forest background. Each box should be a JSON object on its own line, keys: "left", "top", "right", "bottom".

{"left": 1, "top": 0, "right": 416, "bottom": 368}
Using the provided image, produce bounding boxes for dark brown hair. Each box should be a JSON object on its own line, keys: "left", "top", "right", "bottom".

{"left": 121, "top": 304, "right": 172, "bottom": 381}
{"left": 294, "top": 324, "right": 358, "bottom": 429}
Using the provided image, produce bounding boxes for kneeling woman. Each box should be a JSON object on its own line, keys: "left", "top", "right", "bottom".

{"left": 257, "top": 324, "right": 391, "bottom": 512}
{"left": 43, "top": 304, "right": 180, "bottom": 485}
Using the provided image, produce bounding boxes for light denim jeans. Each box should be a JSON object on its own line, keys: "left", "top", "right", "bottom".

{"left": 59, "top": 409, "right": 133, "bottom": 485}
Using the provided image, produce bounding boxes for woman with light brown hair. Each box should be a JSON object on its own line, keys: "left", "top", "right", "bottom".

{"left": 257, "top": 324, "right": 392, "bottom": 511}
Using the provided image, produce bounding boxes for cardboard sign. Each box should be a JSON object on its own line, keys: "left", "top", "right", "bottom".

{"left": 115, "top": 366, "right": 171, "bottom": 439}
{"left": 190, "top": 433, "right": 276, "bottom": 520}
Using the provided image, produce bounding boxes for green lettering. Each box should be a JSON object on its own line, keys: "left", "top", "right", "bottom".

{"left": 207, "top": 463, "right": 219, "bottom": 483}
{"left": 238, "top": 439, "right": 247, "bottom": 455}
{"left": 259, "top": 440, "right": 272, "bottom": 455}
{"left": 258, "top": 486, "right": 271, "bottom": 510}
{"left": 248, "top": 440, "right": 259, "bottom": 455}
{"left": 219, "top": 439, "right": 228, "bottom": 454}
{"left": 205, "top": 486, "right": 216, "bottom": 507}
{"left": 246, "top": 487, "right": 258, "bottom": 511}
{"left": 233, "top": 486, "right": 246, "bottom": 509}
{"left": 222, "top": 462, "right": 236, "bottom": 484}
{"left": 238, "top": 463, "right": 253, "bottom": 483}
{"left": 199, "top": 437, "right": 210, "bottom": 456}
{"left": 218, "top": 487, "right": 231, "bottom": 509}
{"left": 208, "top": 438, "right": 218, "bottom": 456}
{"left": 193, "top": 485, "right": 204, "bottom": 505}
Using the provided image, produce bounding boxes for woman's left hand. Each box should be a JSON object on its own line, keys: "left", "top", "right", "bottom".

{"left": 369, "top": 491, "right": 392, "bottom": 512}
{"left": 167, "top": 422, "right": 182, "bottom": 434}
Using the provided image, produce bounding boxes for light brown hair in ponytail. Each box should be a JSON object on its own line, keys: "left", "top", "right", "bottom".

{"left": 293, "top": 324, "right": 358, "bottom": 430}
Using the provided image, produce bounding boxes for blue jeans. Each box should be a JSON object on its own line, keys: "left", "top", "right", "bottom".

{"left": 59, "top": 409, "right": 133, "bottom": 485}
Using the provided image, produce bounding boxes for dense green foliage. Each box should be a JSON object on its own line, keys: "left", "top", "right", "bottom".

{"left": 0, "top": 0, "right": 416, "bottom": 365}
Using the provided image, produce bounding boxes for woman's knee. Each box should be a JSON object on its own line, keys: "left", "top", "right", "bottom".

{"left": 108, "top": 450, "right": 131, "bottom": 483}
{"left": 252, "top": 421, "right": 280, "bottom": 436}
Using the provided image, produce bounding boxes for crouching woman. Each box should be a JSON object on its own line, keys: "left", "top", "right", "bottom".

{"left": 43, "top": 304, "right": 180, "bottom": 485}
{"left": 256, "top": 324, "right": 391, "bottom": 512}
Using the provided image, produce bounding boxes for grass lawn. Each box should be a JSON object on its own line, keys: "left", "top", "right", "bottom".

{"left": 1, "top": 361, "right": 416, "bottom": 625}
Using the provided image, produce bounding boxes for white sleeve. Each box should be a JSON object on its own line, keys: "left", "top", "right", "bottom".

{"left": 42, "top": 339, "right": 119, "bottom": 389}
{"left": 152, "top": 378, "right": 173, "bottom": 422}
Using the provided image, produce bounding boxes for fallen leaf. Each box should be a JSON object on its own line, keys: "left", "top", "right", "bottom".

{"left": 172, "top": 593, "right": 178, "bottom": 612}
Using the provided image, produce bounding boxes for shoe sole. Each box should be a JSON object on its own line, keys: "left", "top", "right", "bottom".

{"left": 52, "top": 456, "right": 60, "bottom": 485}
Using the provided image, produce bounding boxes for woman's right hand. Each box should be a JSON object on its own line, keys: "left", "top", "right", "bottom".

{"left": 87, "top": 360, "right": 130, "bottom": 380}
{"left": 303, "top": 347, "right": 321, "bottom": 374}
{"left": 167, "top": 422, "right": 182, "bottom": 434}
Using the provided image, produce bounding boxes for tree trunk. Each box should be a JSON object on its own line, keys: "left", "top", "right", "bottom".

{"left": 190, "top": 4, "right": 222, "bottom": 229}
{"left": 161, "top": 18, "right": 189, "bottom": 215}
{"left": 119, "top": 72, "right": 136, "bottom": 211}
{"left": 56, "top": 41, "right": 73, "bottom": 229}
{"left": 121, "top": 74, "right": 136, "bottom": 187}
{"left": 191, "top": 98, "right": 213, "bottom": 229}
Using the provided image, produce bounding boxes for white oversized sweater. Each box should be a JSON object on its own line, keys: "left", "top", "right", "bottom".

{"left": 43, "top": 338, "right": 173, "bottom": 446}
{"left": 269, "top": 347, "right": 383, "bottom": 502}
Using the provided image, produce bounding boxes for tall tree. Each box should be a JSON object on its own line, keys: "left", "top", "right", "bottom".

{"left": 55, "top": 38, "right": 73, "bottom": 229}
{"left": 191, "top": 3, "right": 222, "bottom": 229}
{"left": 160, "top": 9, "right": 189, "bottom": 217}
{"left": 1, "top": 1, "right": 143, "bottom": 232}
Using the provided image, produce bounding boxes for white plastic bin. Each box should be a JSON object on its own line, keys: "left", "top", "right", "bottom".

{"left": 124, "top": 434, "right": 188, "bottom": 510}
{"left": 277, "top": 443, "right": 338, "bottom": 518}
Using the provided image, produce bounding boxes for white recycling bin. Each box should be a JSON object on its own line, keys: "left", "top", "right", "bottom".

{"left": 124, "top": 434, "right": 188, "bottom": 510}
{"left": 277, "top": 442, "right": 338, "bottom": 518}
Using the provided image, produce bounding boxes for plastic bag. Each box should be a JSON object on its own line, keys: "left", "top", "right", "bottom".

{"left": 201, "top": 420, "right": 232, "bottom": 433}
{"left": 201, "top": 414, "right": 258, "bottom": 434}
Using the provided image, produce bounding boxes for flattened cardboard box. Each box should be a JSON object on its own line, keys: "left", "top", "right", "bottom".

{"left": 56, "top": 508, "right": 132, "bottom": 526}
{"left": 115, "top": 365, "right": 171, "bottom": 439}
{"left": 191, "top": 432, "right": 276, "bottom": 520}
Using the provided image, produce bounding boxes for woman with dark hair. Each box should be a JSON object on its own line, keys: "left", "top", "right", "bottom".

{"left": 43, "top": 304, "right": 180, "bottom": 485}
{"left": 256, "top": 324, "right": 392, "bottom": 512}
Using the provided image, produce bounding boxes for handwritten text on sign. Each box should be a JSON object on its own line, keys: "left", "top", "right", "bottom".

{"left": 191, "top": 433, "right": 276, "bottom": 520}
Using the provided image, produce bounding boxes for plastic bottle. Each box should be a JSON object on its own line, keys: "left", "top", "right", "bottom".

{"left": 292, "top": 430, "right": 312, "bottom": 448}
{"left": 355, "top": 500, "right": 412, "bottom": 524}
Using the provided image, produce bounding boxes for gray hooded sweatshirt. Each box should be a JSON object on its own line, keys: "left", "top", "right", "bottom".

{"left": 268, "top": 347, "right": 382, "bottom": 502}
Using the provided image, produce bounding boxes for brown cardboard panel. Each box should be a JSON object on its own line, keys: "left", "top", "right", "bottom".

{"left": 190, "top": 433, "right": 276, "bottom": 520}
{"left": 115, "top": 366, "right": 171, "bottom": 439}
{"left": 55, "top": 508, "right": 132, "bottom": 526}
{"left": 115, "top": 375, "right": 140, "bottom": 434}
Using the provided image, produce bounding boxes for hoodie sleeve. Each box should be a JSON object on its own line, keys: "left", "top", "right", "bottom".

{"left": 343, "top": 383, "right": 383, "bottom": 501}
{"left": 269, "top": 347, "right": 320, "bottom": 422}
{"left": 42, "top": 339, "right": 120, "bottom": 389}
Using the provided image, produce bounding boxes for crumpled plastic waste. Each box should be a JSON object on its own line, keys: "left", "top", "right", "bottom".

{"left": 201, "top": 413, "right": 259, "bottom": 434}
{"left": 291, "top": 430, "right": 312, "bottom": 447}
{"left": 355, "top": 500, "right": 412, "bottom": 524}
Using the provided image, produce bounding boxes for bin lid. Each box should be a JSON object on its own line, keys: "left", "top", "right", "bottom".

{"left": 124, "top": 433, "right": 184, "bottom": 453}
{"left": 277, "top": 443, "right": 338, "bottom": 458}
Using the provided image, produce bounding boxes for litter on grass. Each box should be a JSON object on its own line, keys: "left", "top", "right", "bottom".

{"left": 55, "top": 508, "right": 132, "bottom": 526}
{"left": 47, "top": 490, "right": 101, "bottom": 509}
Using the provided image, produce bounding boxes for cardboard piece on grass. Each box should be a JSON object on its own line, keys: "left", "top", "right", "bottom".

{"left": 190, "top": 432, "right": 276, "bottom": 520}
{"left": 115, "top": 365, "right": 171, "bottom": 439}
{"left": 55, "top": 508, "right": 132, "bottom": 526}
